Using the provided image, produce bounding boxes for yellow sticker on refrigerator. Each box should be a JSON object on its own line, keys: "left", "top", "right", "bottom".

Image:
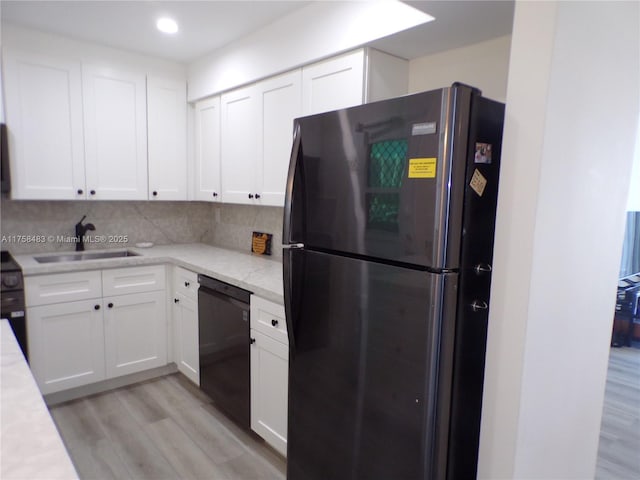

{"left": 408, "top": 158, "right": 437, "bottom": 178}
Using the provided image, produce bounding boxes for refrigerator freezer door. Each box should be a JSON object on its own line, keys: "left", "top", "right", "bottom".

{"left": 284, "top": 86, "right": 475, "bottom": 270}
{"left": 285, "top": 249, "right": 458, "bottom": 480}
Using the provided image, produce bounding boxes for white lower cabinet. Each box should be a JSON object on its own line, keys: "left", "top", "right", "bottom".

{"left": 104, "top": 290, "right": 167, "bottom": 378}
{"left": 26, "top": 266, "right": 167, "bottom": 395}
{"left": 172, "top": 267, "right": 200, "bottom": 385}
{"left": 250, "top": 296, "right": 288, "bottom": 456}
{"left": 28, "top": 299, "right": 105, "bottom": 395}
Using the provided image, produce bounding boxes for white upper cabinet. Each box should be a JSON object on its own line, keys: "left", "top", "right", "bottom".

{"left": 221, "top": 84, "right": 260, "bottom": 204}
{"left": 258, "top": 70, "right": 302, "bottom": 206}
{"left": 302, "top": 48, "right": 408, "bottom": 116}
{"left": 147, "top": 77, "right": 187, "bottom": 200}
{"left": 302, "top": 49, "right": 365, "bottom": 116}
{"left": 82, "top": 65, "right": 148, "bottom": 200}
{"left": 219, "top": 70, "right": 301, "bottom": 206}
{"left": 2, "top": 51, "right": 86, "bottom": 200}
{"left": 193, "top": 96, "right": 222, "bottom": 201}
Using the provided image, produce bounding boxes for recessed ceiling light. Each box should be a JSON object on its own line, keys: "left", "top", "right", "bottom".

{"left": 157, "top": 17, "right": 178, "bottom": 35}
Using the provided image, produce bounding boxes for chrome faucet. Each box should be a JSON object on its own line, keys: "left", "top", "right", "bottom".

{"left": 75, "top": 215, "right": 96, "bottom": 251}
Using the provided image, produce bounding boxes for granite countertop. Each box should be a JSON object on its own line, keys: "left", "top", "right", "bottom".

{"left": 14, "top": 243, "right": 284, "bottom": 304}
{"left": 0, "top": 320, "right": 79, "bottom": 480}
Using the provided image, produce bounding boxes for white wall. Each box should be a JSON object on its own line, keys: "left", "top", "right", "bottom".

{"left": 1, "top": 24, "right": 186, "bottom": 80}
{"left": 187, "top": 1, "right": 430, "bottom": 101}
{"left": 627, "top": 123, "right": 640, "bottom": 211}
{"left": 479, "top": 1, "right": 639, "bottom": 478}
{"left": 408, "top": 35, "right": 511, "bottom": 102}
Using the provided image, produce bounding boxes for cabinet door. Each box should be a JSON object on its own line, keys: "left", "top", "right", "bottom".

{"left": 25, "top": 270, "right": 102, "bottom": 307}
{"left": 173, "top": 293, "right": 199, "bottom": 385}
{"left": 83, "top": 65, "right": 148, "bottom": 200}
{"left": 194, "top": 96, "right": 222, "bottom": 201}
{"left": 257, "top": 70, "right": 302, "bottom": 206}
{"left": 102, "top": 265, "right": 166, "bottom": 297}
{"left": 302, "top": 50, "right": 364, "bottom": 116}
{"left": 103, "top": 291, "right": 167, "bottom": 378}
{"left": 2, "top": 50, "right": 86, "bottom": 199}
{"left": 147, "top": 77, "right": 187, "bottom": 200}
{"left": 221, "top": 85, "right": 260, "bottom": 204}
{"left": 250, "top": 295, "right": 288, "bottom": 345}
{"left": 28, "top": 300, "right": 105, "bottom": 394}
{"left": 251, "top": 330, "right": 288, "bottom": 456}
{"left": 173, "top": 266, "right": 198, "bottom": 300}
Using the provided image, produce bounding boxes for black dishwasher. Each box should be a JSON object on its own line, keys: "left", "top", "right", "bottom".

{"left": 198, "top": 274, "right": 251, "bottom": 429}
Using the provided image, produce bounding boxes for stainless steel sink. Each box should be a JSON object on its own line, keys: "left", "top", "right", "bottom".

{"left": 34, "top": 250, "right": 139, "bottom": 264}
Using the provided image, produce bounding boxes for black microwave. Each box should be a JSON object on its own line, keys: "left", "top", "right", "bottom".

{"left": 1, "top": 123, "right": 10, "bottom": 193}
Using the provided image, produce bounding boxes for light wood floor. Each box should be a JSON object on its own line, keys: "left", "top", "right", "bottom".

{"left": 596, "top": 346, "right": 640, "bottom": 480}
{"left": 49, "top": 373, "right": 286, "bottom": 480}
{"left": 49, "top": 349, "right": 639, "bottom": 480}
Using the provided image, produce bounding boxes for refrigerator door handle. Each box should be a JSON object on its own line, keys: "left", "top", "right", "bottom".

{"left": 283, "top": 247, "right": 297, "bottom": 354}
{"left": 283, "top": 122, "right": 301, "bottom": 245}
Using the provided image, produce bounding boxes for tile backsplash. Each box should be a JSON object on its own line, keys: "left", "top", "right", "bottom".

{"left": 0, "top": 200, "right": 283, "bottom": 259}
{"left": 212, "top": 204, "right": 284, "bottom": 260}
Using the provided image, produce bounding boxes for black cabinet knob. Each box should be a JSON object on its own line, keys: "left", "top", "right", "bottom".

{"left": 108, "top": 302, "right": 114, "bottom": 308}
{"left": 94, "top": 304, "right": 100, "bottom": 310}
{"left": 77, "top": 189, "right": 83, "bottom": 195}
{"left": 271, "top": 319, "right": 279, "bottom": 327}
{"left": 212, "top": 192, "right": 218, "bottom": 197}
{"left": 174, "top": 298, "right": 179, "bottom": 303}
{"left": 255, "top": 193, "right": 261, "bottom": 199}
{"left": 250, "top": 338, "right": 256, "bottom": 345}
{"left": 248, "top": 193, "right": 254, "bottom": 199}
{"left": 184, "top": 281, "right": 190, "bottom": 287}
{"left": 152, "top": 191, "right": 158, "bottom": 197}
{"left": 90, "top": 190, "right": 96, "bottom": 195}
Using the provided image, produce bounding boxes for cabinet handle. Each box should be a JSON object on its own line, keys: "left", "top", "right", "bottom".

{"left": 250, "top": 338, "right": 256, "bottom": 345}
{"left": 90, "top": 190, "right": 96, "bottom": 195}
{"left": 212, "top": 192, "right": 218, "bottom": 197}
{"left": 174, "top": 298, "right": 179, "bottom": 303}
{"left": 94, "top": 304, "right": 100, "bottom": 310}
{"left": 271, "top": 319, "right": 279, "bottom": 327}
{"left": 152, "top": 191, "right": 158, "bottom": 197}
{"left": 77, "top": 189, "right": 83, "bottom": 195}
{"left": 184, "top": 281, "right": 190, "bottom": 287}
{"left": 255, "top": 193, "right": 261, "bottom": 199}
{"left": 108, "top": 302, "right": 114, "bottom": 308}
{"left": 248, "top": 193, "right": 254, "bottom": 199}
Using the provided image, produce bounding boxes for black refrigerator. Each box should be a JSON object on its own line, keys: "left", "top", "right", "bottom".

{"left": 282, "top": 83, "right": 504, "bottom": 480}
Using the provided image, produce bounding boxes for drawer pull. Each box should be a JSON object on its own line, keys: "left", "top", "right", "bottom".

{"left": 250, "top": 337, "right": 256, "bottom": 345}
{"left": 108, "top": 302, "right": 114, "bottom": 308}
{"left": 271, "top": 319, "right": 279, "bottom": 327}
{"left": 184, "top": 281, "right": 190, "bottom": 287}
{"left": 94, "top": 304, "right": 100, "bottom": 310}
{"left": 174, "top": 298, "right": 179, "bottom": 304}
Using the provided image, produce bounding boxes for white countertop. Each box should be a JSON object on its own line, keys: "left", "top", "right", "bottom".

{"left": 0, "top": 320, "right": 79, "bottom": 480}
{"left": 14, "top": 243, "right": 284, "bottom": 304}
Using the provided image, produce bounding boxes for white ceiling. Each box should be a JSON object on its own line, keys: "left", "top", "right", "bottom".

{"left": 0, "top": 1, "right": 514, "bottom": 64}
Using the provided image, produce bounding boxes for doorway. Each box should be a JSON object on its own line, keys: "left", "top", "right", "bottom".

{"left": 596, "top": 211, "right": 640, "bottom": 479}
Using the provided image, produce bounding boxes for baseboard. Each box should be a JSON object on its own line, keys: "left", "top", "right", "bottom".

{"left": 43, "top": 363, "right": 179, "bottom": 406}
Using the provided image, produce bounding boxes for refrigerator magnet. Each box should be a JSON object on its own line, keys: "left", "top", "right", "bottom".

{"left": 470, "top": 169, "right": 488, "bottom": 197}
{"left": 408, "top": 157, "right": 437, "bottom": 178}
{"left": 474, "top": 142, "right": 493, "bottom": 164}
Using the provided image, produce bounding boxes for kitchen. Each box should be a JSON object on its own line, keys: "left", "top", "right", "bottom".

{"left": 0, "top": 1, "right": 638, "bottom": 480}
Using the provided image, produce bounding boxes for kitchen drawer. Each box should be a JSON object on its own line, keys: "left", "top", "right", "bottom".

{"left": 174, "top": 266, "right": 199, "bottom": 300}
{"left": 102, "top": 265, "right": 166, "bottom": 297}
{"left": 251, "top": 295, "right": 288, "bottom": 345}
{"left": 26, "top": 270, "right": 102, "bottom": 307}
